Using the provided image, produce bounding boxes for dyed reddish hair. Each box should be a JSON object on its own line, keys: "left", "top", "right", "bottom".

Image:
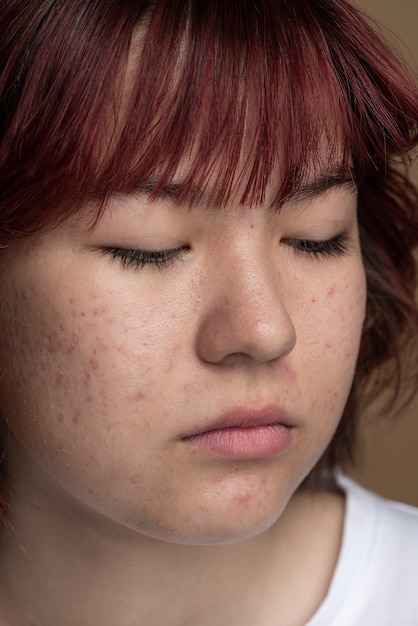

{"left": 0, "top": 0, "right": 418, "bottom": 511}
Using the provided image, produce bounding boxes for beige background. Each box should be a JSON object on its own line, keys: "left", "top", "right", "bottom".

{"left": 346, "top": 0, "right": 418, "bottom": 506}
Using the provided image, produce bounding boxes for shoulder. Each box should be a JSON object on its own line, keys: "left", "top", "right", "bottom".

{"left": 340, "top": 474, "right": 418, "bottom": 550}
{"left": 338, "top": 475, "right": 418, "bottom": 578}
{"left": 342, "top": 476, "right": 418, "bottom": 619}
{"left": 307, "top": 475, "right": 418, "bottom": 626}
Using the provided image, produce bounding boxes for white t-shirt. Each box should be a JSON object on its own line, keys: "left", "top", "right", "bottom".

{"left": 307, "top": 475, "right": 418, "bottom": 625}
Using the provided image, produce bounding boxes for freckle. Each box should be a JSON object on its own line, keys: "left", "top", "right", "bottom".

{"left": 130, "top": 391, "right": 145, "bottom": 402}
{"left": 311, "top": 298, "right": 316, "bottom": 303}
{"left": 81, "top": 311, "right": 86, "bottom": 317}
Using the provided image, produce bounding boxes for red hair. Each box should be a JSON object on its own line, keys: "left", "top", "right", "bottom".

{"left": 1, "top": 0, "right": 418, "bottom": 487}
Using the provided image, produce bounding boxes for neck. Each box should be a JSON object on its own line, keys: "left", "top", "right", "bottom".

{"left": 0, "top": 494, "right": 283, "bottom": 626}
{"left": 0, "top": 465, "right": 345, "bottom": 626}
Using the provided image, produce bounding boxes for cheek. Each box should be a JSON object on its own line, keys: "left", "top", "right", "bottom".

{"left": 0, "top": 277, "right": 183, "bottom": 463}
{"left": 0, "top": 278, "right": 194, "bottom": 530}
{"left": 299, "top": 270, "right": 366, "bottom": 411}
{"left": 323, "top": 277, "right": 366, "bottom": 357}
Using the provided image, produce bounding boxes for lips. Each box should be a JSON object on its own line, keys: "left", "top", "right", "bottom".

{"left": 180, "top": 406, "right": 295, "bottom": 460}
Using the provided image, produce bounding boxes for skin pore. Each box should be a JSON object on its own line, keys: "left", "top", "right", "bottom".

{"left": 0, "top": 171, "right": 366, "bottom": 625}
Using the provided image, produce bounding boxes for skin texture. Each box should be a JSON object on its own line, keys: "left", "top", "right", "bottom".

{"left": 0, "top": 177, "right": 365, "bottom": 537}
{"left": 0, "top": 177, "right": 366, "bottom": 624}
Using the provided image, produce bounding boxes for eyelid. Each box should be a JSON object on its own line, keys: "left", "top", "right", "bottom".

{"left": 100, "top": 246, "right": 187, "bottom": 270}
{"left": 282, "top": 234, "right": 351, "bottom": 258}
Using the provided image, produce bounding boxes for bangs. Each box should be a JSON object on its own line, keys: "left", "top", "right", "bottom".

{"left": 1, "top": 0, "right": 418, "bottom": 236}
{"left": 99, "top": 1, "right": 353, "bottom": 207}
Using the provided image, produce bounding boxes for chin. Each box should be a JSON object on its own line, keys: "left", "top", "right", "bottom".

{"left": 121, "top": 491, "right": 293, "bottom": 546}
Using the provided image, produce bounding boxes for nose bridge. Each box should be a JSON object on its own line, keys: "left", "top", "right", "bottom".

{"left": 225, "top": 252, "right": 281, "bottom": 322}
{"left": 196, "top": 242, "right": 297, "bottom": 364}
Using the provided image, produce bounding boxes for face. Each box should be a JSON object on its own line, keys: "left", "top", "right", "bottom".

{"left": 0, "top": 174, "right": 366, "bottom": 544}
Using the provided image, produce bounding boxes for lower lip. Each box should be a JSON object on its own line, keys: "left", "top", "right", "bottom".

{"left": 182, "top": 424, "right": 292, "bottom": 460}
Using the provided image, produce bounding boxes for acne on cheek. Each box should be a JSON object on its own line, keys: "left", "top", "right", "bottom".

{"left": 129, "top": 391, "right": 146, "bottom": 403}
{"left": 305, "top": 279, "right": 365, "bottom": 358}
{"left": 60, "top": 298, "right": 158, "bottom": 413}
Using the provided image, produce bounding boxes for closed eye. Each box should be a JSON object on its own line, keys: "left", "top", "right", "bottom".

{"left": 282, "top": 234, "right": 351, "bottom": 258}
{"left": 100, "top": 246, "right": 187, "bottom": 270}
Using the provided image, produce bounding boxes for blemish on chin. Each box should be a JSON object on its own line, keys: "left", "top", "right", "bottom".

{"left": 327, "top": 286, "right": 336, "bottom": 296}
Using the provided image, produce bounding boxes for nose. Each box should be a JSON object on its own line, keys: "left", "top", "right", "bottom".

{"left": 196, "top": 252, "right": 296, "bottom": 366}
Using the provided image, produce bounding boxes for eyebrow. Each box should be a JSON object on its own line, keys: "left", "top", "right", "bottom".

{"left": 286, "top": 170, "right": 357, "bottom": 205}
{"left": 134, "top": 168, "right": 357, "bottom": 210}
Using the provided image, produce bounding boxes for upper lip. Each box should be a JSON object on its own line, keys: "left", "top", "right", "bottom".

{"left": 181, "top": 405, "right": 295, "bottom": 439}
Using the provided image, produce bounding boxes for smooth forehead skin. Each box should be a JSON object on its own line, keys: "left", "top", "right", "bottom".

{"left": 0, "top": 178, "right": 366, "bottom": 546}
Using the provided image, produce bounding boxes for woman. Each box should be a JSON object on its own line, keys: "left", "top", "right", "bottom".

{"left": 0, "top": 0, "right": 417, "bottom": 624}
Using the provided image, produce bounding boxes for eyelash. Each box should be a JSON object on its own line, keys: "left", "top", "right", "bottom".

{"left": 101, "top": 235, "right": 349, "bottom": 271}
{"left": 284, "top": 234, "right": 350, "bottom": 258}
{"left": 102, "top": 247, "right": 186, "bottom": 270}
